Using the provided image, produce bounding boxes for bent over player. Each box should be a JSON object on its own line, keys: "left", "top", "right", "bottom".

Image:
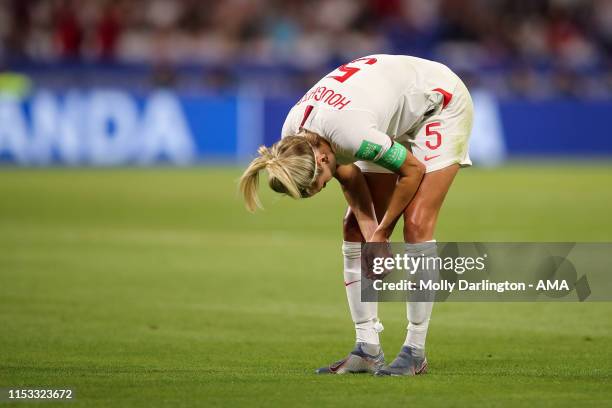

{"left": 240, "top": 54, "right": 473, "bottom": 376}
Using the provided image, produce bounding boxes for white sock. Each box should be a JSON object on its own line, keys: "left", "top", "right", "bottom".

{"left": 343, "top": 241, "right": 383, "bottom": 345}
{"left": 404, "top": 240, "right": 437, "bottom": 350}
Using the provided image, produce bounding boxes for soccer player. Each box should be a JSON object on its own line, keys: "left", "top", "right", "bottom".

{"left": 240, "top": 54, "right": 473, "bottom": 376}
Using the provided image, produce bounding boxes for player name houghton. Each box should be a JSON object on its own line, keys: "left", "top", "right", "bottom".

{"left": 373, "top": 279, "right": 529, "bottom": 293}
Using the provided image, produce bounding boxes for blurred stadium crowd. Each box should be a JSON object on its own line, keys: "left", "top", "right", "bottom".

{"left": 0, "top": 0, "right": 611, "bottom": 98}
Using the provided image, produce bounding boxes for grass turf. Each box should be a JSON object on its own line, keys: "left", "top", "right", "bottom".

{"left": 0, "top": 164, "right": 611, "bottom": 407}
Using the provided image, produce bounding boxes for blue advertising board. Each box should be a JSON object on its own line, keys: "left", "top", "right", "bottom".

{"left": 0, "top": 89, "right": 611, "bottom": 166}
{"left": 0, "top": 90, "right": 238, "bottom": 165}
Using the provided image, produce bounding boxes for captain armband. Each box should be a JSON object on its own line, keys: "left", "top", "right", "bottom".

{"left": 374, "top": 142, "right": 408, "bottom": 172}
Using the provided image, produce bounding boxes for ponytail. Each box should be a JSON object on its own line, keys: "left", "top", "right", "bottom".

{"left": 239, "top": 134, "right": 320, "bottom": 212}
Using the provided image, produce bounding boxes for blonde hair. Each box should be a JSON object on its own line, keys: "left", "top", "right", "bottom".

{"left": 239, "top": 132, "right": 321, "bottom": 212}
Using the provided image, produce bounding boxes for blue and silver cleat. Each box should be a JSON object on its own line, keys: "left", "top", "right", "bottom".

{"left": 316, "top": 343, "right": 384, "bottom": 374}
{"left": 375, "top": 346, "right": 428, "bottom": 376}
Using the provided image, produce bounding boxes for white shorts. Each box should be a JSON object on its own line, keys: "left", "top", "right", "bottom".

{"left": 356, "top": 80, "right": 474, "bottom": 174}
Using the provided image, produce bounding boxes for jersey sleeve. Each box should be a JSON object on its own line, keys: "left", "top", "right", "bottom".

{"left": 323, "top": 110, "right": 408, "bottom": 172}
{"left": 281, "top": 109, "right": 297, "bottom": 139}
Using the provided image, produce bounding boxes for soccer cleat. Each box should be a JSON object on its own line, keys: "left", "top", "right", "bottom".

{"left": 315, "top": 343, "right": 385, "bottom": 374}
{"left": 374, "top": 346, "right": 428, "bottom": 376}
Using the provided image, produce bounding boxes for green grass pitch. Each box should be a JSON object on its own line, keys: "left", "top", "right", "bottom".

{"left": 1, "top": 164, "right": 611, "bottom": 407}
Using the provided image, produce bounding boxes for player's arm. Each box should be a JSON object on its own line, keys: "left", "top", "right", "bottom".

{"left": 335, "top": 164, "right": 378, "bottom": 241}
{"left": 325, "top": 112, "right": 424, "bottom": 241}
{"left": 369, "top": 143, "right": 425, "bottom": 242}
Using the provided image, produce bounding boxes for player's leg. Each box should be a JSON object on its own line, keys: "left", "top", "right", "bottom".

{"left": 404, "top": 164, "right": 459, "bottom": 243}
{"left": 317, "top": 170, "right": 397, "bottom": 374}
{"left": 377, "top": 79, "right": 474, "bottom": 375}
{"left": 376, "top": 164, "right": 460, "bottom": 376}
{"left": 404, "top": 164, "right": 459, "bottom": 349}
{"left": 343, "top": 171, "right": 398, "bottom": 343}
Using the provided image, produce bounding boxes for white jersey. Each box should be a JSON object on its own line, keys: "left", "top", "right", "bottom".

{"left": 281, "top": 54, "right": 471, "bottom": 172}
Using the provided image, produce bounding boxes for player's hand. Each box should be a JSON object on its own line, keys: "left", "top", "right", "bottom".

{"left": 368, "top": 229, "right": 390, "bottom": 243}
{"left": 362, "top": 241, "right": 393, "bottom": 281}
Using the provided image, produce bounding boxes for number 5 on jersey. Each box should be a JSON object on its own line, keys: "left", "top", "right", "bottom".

{"left": 327, "top": 57, "right": 378, "bottom": 83}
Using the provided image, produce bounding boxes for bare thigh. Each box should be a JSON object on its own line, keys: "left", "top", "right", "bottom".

{"left": 343, "top": 173, "right": 398, "bottom": 242}
{"left": 403, "top": 164, "right": 460, "bottom": 243}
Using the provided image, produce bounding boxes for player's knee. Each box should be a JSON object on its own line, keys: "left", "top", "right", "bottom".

{"left": 414, "top": 161, "right": 426, "bottom": 178}
{"left": 343, "top": 212, "right": 364, "bottom": 242}
{"left": 403, "top": 212, "right": 435, "bottom": 243}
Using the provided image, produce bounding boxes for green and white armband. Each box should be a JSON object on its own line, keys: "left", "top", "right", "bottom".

{"left": 374, "top": 142, "right": 407, "bottom": 172}
{"left": 354, "top": 140, "right": 407, "bottom": 172}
